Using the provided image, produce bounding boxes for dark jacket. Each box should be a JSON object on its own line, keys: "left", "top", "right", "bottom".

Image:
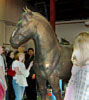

{"left": 6, "top": 56, "right": 14, "bottom": 70}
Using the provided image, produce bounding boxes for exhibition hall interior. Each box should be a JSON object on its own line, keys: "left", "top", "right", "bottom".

{"left": 0, "top": 0, "right": 89, "bottom": 100}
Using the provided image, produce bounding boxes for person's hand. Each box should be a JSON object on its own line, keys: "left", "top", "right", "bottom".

{"left": 32, "top": 74, "right": 36, "bottom": 79}
{"left": 4, "top": 83, "right": 7, "bottom": 91}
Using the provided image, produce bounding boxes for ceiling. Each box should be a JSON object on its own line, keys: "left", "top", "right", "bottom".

{"left": 23, "top": 0, "right": 89, "bottom": 21}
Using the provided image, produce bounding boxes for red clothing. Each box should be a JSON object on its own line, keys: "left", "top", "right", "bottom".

{"left": 0, "top": 82, "right": 5, "bottom": 100}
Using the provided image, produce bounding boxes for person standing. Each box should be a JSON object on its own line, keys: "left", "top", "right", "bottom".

{"left": 25, "top": 48, "right": 37, "bottom": 100}
{"left": 2, "top": 47, "right": 8, "bottom": 100}
{"left": 64, "top": 32, "right": 89, "bottom": 100}
{"left": 12, "top": 52, "right": 33, "bottom": 100}
{"left": 0, "top": 46, "right": 7, "bottom": 100}
{"left": 6, "top": 51, "right": 15, "bottom": 100}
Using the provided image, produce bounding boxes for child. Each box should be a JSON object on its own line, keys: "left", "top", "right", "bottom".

{"left": 64, "top": 32, "right": 89, "bottom": 100}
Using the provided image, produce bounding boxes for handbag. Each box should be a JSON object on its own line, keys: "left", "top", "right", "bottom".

{"left": 7, "top": 67, "right": 16, "bottom": 77}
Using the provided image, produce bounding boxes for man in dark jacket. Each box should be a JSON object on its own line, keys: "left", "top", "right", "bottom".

{"left": 25, "top": 48, "right": 37, "bottom": 100}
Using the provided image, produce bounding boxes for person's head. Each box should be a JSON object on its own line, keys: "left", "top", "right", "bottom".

{"left": 0, "top": 46, "right": 4, "bottom": 54}
{"left": 71, "top": 32, "right": 89, "bottom": 66}
{"left": 18, "top": 46, "right": 24, "bottom": 53}
{"left": 2, "top": 46, "right": 6, "bottom": 55}
{"left": 7, "top": 51, "right": 14, "bottom": 59}
{"left": 28, "top": 48, "right": 34, "bottom": 57}
{"left": 16, "top": 53, "right": 25, "bottom": 62}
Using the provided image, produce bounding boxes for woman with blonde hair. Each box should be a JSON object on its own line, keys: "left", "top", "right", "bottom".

{"left": 64, "top": 32, "right": 89, "bottom": 100}
{"left": 12, "top": 52, "right": 33, "bottom": 100}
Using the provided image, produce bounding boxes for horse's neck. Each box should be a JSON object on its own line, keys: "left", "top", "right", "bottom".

{"left": 33, "top": 32, "right": 61, "bottom": 62}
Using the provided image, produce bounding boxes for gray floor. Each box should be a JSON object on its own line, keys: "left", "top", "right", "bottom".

{"left": 23, "top": 91, "right": 53, "bottom": 100}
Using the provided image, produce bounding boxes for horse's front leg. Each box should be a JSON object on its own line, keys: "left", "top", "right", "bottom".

{"left": 48, "top": 74, "right": 63, "bottom": 100}
{"left": 36, "top": 76, "right": 49, "bottom": 100}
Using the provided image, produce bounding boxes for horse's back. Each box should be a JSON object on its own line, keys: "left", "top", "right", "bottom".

{"left": 58, "top": 44, "right": 73, "bottom": 79}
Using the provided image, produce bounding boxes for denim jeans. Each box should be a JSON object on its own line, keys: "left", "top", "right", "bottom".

{"left": 12, "top": 79, "right": 25, "bottom": 100}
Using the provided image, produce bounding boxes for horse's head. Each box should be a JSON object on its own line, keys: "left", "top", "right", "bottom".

{"left": 10, "top": 9, "right": 38, "bottom": 48}
{"left": 10, "top": 8, "right": 54, "bottom": 48}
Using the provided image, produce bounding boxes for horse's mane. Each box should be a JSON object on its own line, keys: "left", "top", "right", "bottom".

{"left": 24, "top": 8, "right": 53, "bottom": 31}
{"left": 18, "top": 9, "right": 53, "bottom": 34}
{"left": 32, "top": 12, "right": 51, "bottom": 26}
{"left": 23, "top": 8, "right": 61, "bottom": 50}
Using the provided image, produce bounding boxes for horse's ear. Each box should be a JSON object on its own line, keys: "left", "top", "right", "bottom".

{"left": 26, "top": 7, "right": 32, "bottom": 14}
{"left": 23, "top": 7, "right": 27, "bottom": 13}
{"left": 23, "top": 6, "right": 32, "bottom": 14}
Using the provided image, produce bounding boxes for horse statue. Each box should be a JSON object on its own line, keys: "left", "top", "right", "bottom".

{"left": 10, "top": 8, "right": 72, "bottom": 100}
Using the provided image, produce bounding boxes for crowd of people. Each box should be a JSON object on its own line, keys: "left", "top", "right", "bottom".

{"left": 0, "top": 46, "right": 37, "bottom": 100}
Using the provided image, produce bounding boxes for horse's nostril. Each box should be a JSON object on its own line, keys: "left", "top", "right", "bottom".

{"left": 10, "top": 40, "right": 19, "bottom": 49}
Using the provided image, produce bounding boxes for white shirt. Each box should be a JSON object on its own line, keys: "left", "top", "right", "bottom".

{"left": 0, "top": 55, "right": 5, "bottom": 74}
{"left": 0, "top": 55, "right": 5, "bottom": 88}
{"left": 12, "top": 60, "right": 29, "bottom": 87}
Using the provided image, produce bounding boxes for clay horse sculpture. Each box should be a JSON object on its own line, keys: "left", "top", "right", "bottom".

{"left": 10, "top": 8, "right": 72, "bottom": 100}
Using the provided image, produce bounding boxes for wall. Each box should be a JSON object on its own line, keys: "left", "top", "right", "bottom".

{"left": 0, "top": 0, "right": 36, "bottom": 50}
{"left": 56, "top": 20, "right": 89, "bottom": 44}
{"left": 0, "top": 0, "right": 23, "bottom": 49}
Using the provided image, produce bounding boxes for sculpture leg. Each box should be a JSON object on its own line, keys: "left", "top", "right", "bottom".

{"left": 48, "top": 75, "right": 63, "bottom": 100}
{"left": 36, "top": 76, "right": 49, "bottom": 100}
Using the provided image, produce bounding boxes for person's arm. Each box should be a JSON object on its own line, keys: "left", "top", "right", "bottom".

{"left": 0, "top": 67, "right": 7, "bottom": 91}
{"left": 27, "top": 61, "right": 33, "bottom": 71}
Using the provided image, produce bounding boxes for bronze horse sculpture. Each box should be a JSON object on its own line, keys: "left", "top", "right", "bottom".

{"left": 10, "top": 9, "right": 72, "bottom": 100}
